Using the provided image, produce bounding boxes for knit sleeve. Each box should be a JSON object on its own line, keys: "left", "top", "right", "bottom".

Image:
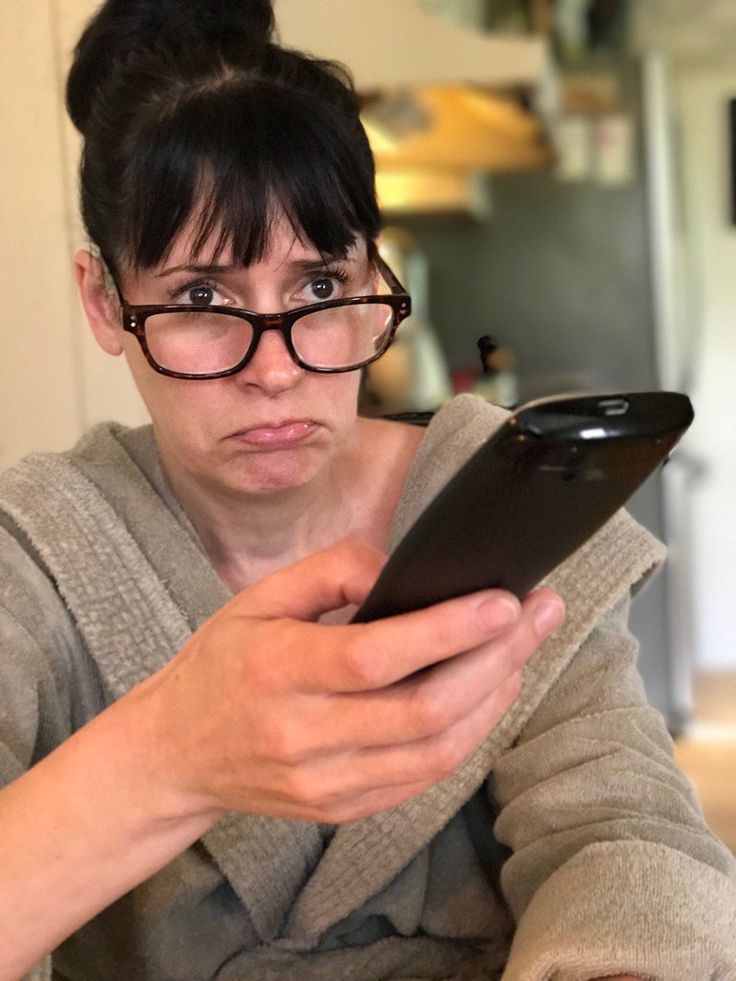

{"left": 0, "top": 516, "right": 109, "bottom": 768}
{"left": 0, "top": 528, "right": 70, "bottom": 776}
{"left": 0, "top": 521, "right": 112, "bottom": 981}
{"left": 492, "top": 594, "right": 736, "bottom": 981}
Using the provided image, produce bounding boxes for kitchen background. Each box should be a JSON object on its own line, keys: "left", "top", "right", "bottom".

{"left": 1, "top": 0, "right": 734, "bottom": 846}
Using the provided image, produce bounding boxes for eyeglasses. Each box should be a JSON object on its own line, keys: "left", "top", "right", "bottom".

{"left": 116, "top": 253, "right": 411, "bottom": 379}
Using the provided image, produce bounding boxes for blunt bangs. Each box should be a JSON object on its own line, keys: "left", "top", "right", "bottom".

{"left": 122, "top": 78, "right": 380, "bottom": 270}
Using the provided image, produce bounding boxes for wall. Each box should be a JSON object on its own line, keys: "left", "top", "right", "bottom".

{"left": 0, "top": 1, "right": 83, "bottom": 467}
{"left": 0, "top": 0, "right": 148, "bottom": 473}
{"left": 634, "top": 0, "right": 736, "bottom": 63}
{"left": 56, "top": 0, "right": 149, "bottom": 441}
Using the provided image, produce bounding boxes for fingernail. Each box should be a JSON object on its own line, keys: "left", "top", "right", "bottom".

{"left": 533, "top": 597, "right": 565, "bottom": 637}
{"left": 477, "top": 594, "right": 520, "bottom": 632}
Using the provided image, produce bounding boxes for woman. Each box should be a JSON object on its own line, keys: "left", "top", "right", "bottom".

{"left": 0, "top": 1, "right": 734, "bottom": 979}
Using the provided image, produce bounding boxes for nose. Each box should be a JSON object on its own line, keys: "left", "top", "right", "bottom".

{"left": 236, "top": 326, "right": 303, "bottom": 396}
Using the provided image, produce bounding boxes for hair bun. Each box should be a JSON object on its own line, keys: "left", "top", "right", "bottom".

{"left": 67, "top": 0, "right": 275, "bottom": 134}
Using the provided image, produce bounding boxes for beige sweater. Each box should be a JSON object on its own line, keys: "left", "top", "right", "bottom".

{"left": 0, "top": 394, "right": 734, "bottom": 980}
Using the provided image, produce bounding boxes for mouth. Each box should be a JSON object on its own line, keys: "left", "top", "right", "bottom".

{"left": 229, "top": 419, "right": 320, "bottom": 448}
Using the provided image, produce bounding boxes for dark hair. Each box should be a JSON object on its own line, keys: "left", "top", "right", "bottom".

{"left": 66, "top": 0, "right": 381, "bottom": 278}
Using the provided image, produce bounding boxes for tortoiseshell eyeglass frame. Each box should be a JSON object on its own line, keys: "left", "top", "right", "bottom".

{"left": 102, "top": 247, "right": 411, "bottom": 380}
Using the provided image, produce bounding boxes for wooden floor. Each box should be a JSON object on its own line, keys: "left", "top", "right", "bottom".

{"left": 673, "top": 671, "right": 736, "bottom": 852}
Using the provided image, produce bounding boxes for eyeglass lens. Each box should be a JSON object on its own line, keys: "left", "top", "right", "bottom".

{"left": 144, "top": 303, "right": 395, "bottom": 374}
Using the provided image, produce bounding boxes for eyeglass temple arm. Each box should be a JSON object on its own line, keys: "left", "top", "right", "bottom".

{"left": 372, "top": 250, "right": 409, "bottom": 296}
{"left": 88, "top": 242, "right": 126, "bottom": 310}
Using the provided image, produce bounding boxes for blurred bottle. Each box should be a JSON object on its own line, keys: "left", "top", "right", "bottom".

{"left": 472, "top": 334, "right": 519, "bottom": 408}
{"left": 362, "top": 227, "right": 452, "bottom": 415}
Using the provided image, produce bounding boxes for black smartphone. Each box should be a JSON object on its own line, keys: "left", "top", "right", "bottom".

{"left": 352, "top": 391, "right": 694, "bottom": 623}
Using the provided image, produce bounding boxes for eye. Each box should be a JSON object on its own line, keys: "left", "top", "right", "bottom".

{"left": 188, "top": 285, "right": 215, "bottom": 305}
{"left": 302, "top": 266, "right": 350, "bottom": 304}
{"left": 168, "top": 278, "right": 230, "bottom": 306}
{"left": 308, "top": 277, "right": 337, "bottom": 301}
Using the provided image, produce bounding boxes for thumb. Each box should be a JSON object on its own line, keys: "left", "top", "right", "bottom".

{"left": 229, "top": 538, "right": 387, "bottom": 621}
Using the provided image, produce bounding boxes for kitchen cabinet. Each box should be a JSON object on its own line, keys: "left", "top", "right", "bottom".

{"left": 274, "top": 0, "right": 547, "bottom": 89}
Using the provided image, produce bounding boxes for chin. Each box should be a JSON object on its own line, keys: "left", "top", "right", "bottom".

{"left": 223, "top": 446, "right": 326, "bottom": 496}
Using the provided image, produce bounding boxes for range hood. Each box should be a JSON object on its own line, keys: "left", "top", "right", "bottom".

{"left": 275, "top": 0, "right": 555, "bottom": 213}
{"left": 362, "top": 84, "right": 553, "bottom": 212}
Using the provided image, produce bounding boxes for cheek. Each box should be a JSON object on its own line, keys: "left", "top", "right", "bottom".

{"left": 121, "top": 339, "right": 212, "bottom": 436}
{"left": 315, "top": 371, "right": 362, "bottom": 424}
{"left": 327, "top": 369, "right": 362, "bottom": 402}
{"left": 121, "top": 334, "right": 156, "bottom": 394}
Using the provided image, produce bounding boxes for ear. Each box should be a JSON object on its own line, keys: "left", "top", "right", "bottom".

{"left": 74, "top": 248, "right": 124, "bottom": 356}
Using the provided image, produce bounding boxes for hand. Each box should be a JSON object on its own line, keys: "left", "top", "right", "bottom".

{"left": 139, "top": 539, "right": 565, "bottom": 824}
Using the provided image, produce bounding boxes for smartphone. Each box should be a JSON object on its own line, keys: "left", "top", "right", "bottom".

{"left": 352, "top": 391, "right": 694, "bottom": 623}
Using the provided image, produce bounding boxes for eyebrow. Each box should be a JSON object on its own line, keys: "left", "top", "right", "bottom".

{"left": 154, "top": 256, "right": 355, "bottom": 278}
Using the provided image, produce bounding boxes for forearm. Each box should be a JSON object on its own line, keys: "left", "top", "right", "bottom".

{"left": 0, "top": 681, "right": 219, "bottom": 980}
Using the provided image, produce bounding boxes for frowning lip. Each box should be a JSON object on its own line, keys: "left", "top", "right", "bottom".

{"left": 228, "top": 418, "right": 320, "bottom": 447}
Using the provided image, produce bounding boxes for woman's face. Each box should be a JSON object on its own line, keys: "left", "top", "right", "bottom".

{"left": 107, "top": 213, "right": 376, "bottom": 499}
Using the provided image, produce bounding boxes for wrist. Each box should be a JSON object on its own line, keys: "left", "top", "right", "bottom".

{"left": 0, "top": 684, "right": 222, "bottom": 977}
{"left": 103, "top": 670, "right": 225, "bottom": 830}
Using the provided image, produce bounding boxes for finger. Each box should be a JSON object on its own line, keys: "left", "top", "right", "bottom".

{"left": 296, "top": 587, "right": 564, "bottom": 745}
{"left": 293, "top": 586, "right": 522, "bottom": 694}
{"left": 354, "top": 668, "right": 522, "bottom": 789}
{"left": 523, "top": 587, "right": 567, "bottom": 636}
{"left": 228, "top": 538, "right": 387, "bottom": 621}
{"left": 317, "top": 625, "right": 528, "bottom": 747}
